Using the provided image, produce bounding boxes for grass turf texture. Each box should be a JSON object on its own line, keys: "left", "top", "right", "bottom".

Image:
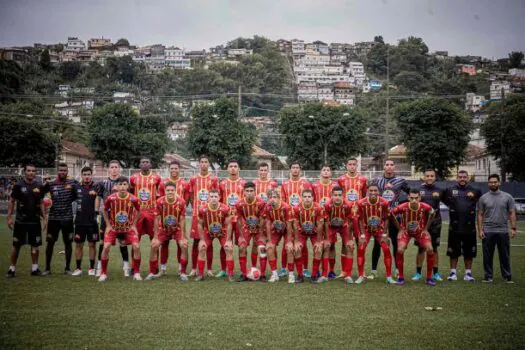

{"left": 1, "top": 216, "right": 524, "bottom": 349}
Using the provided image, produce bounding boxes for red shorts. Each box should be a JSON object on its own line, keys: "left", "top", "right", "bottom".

{"left": 104, "top": 229, "right": 139, "bottom": 246}
{"left": 398, "top": 232, "right": 431, "bottom": 247}
{"left": 297, "top": 233, "right": 319, "bottom": 247}
{"left": 239, "top": 229, "right": 265, "bottom": 247}
{"left": 159, "top": 228, "right": 182, "bottom": 243}
{"left": 202, "top": 232, "right": 228, "bottom": 248}
{"left": 190, "top": 215, "right": 200, "bottom": 239}
{"left": 137, "top": 210, "right": 155, "bottom": 238}
{"left": 327, "top": 225, "right": 350, "bottom": 244}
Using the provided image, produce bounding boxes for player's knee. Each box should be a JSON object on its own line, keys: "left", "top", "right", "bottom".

{"left": 224, "top": 245, "right": 233, "bottom": 254}
{"left": 397, "top": 245, "right": 406, "bottom": 253}
{"left": 180, "top": 241, "right": 188, "bottom": 249}
{"left": 257, "top": 245, "right": 267, "bottom": 258}
{"left": 46, "top": 234, "right": 55, "bottom": 242}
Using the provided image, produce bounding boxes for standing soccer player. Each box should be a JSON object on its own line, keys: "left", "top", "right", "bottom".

{"left": 188, "top": 155, "right": 219, "bottom": 277}
{"left": 129, "top": 157, "right": 162, "bottom": 280}
{"left": 254, "top": 162, "right": 278, "bottom": 203}
{"left": 42, "top": 163, "right": 77, "bottom": 275}
{"left": 5, "top": 164, "right": 45, "bottom": 277}
{"left": 195, "top": 189, "right": 234, "bottom": 282}
{"left": 355, "top": 184, "right": 395, "bottom": 284}
{"left": 324, "top": 186, "right": 357, "bottom": 284}
{"left": 236, "top": 182, "right": 267, "bottom": 281}
{"left": 155, "top": 182, "right": 189, "bottom": 281}
{"left": 263, "top": 189, "right": 296, "bottom": 283}
{"left": 442, "top": 170, "right": 481, "bottom": 282}
{"left": 412, "top": 169, "right": 445, "bottom": 282}
{"left": 369, "top": 159, "right": 410, "bottom": 279}
{"left": 391, "top": 189, "right": 436, "bottom": 286}
{"left": 293, "top": 189, "right": 325, "bottom": 283}
{"left": 158, "top": 160, "right": 189, "bottom": 276}
{"left": 71, "top": 167, "right": 99, "bottom": 277}
{"left": 98, "top": 177, "right": 142, "bottom": 282}
{"left": 337, "top": 158, "right": 368, "bottom": 278}
{"left": 96, "top": 160, "right": 130, "bottom": 277}
{"left": 218, "top": 160, "right": 246, "bottom": 278}
{"left": 281, "top": 161, "right": 311, "bottom": 277}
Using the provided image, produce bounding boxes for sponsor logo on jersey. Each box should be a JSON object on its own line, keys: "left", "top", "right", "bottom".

{"left": 302, "top": 221, "right": 314, "bottom": 233}
{"left": 320, "top": 197, "right": 329, "bottom": 206}
{"left": 407, "top": 221, "right": 418, "bottom": 232}
{"left": 116, "top": 211, "right": 129, "bottom": 224}
{"left": 139, "top": 188, "right": 151, "bottom": 201}
{"left": 208, "top": 222, "right": 223, "bottom": 237}
{"left": 246, "top": 216, "right": 259, "bottom": 228}
{"left": 290, "top": 193, "right": 300, "bottom": 207}
{"left": 346, "top": 189, "right": 358, "bottom": 202}
{"left": 382, "top": 189, "right": 395, "bottom": 202}
{"left": 273, "top": 220, "right": 284, "bottom": 232}
{"left": 330, "top": 217, "right": 344, "bottom": 227}
{"left": 432, "top": 191, "right": 440, "bottom": 198}
{"left": 368, "top": 216, "right": 380, "bottom": 228}
{"left": 198, "top": 189, "right": 209, "bottom": 202}
{"left": 227, "top": 193, "right": 239, "bottom": 207}
{"left": 164, "top": 215, "right": 177, "bottom": 227}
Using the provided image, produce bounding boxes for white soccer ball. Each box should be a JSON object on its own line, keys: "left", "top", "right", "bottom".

{"left": 247, "top": 267, "right": 261, "bottom": 281}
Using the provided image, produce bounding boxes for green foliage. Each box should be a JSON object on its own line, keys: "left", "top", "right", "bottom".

{"left": 278, "top": 103, "right": 368, "bottom": 169}
{"left": 481, "top": 96, "right": 525, "bottom": 180}
{"left": 115, "top": 38, "right": 130, "bottom": 47}
{"left": 393, "top": 71, "right": 427, "bottom": 92}
{"left": 508, "top": 51, "right": 524, "bottom": 69}
{"left": 187, "top": 97, "right": 257, "bottom": 168}
{"left": 390, "top": 36, "right": 429, "bottom": 77}
{"left": 105, "top": 56, "right": 140, "bottom": 84}
{"left": 60, "top": 61, "right": 81, "bottom": 81}
{"left": 366, "top": 43, "right": 389, "bottom": 77}
{"left": 0, "top": 60, "right": 23, "bottom": 101}
{"left": 394, "top": 98, "right": 472, "bottom": 179}
{"left": 88, "top": 103, "right": 169, "bottom": 167}
{"left": 39, "top": 49, "right": 52, "bottom": 72}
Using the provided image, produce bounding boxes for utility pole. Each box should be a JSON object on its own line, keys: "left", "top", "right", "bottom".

{"left": 500, "top": 87, "right": 506, "bottom": 182}
{"left": 384, "top": 45, "right": 390, "bottom": 161}
{"left": 238, "top": 85, "right": 242, "bottom": 118}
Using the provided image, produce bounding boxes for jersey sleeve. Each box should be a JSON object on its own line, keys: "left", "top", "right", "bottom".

{"left": 235, "top": 202, "right": 244, "bottom": 220}
{"left": 10, "top": 183, "right": 21, "bottom": 200}
{"left": 103, "top": 196, "right": 112, "bottom": 211}
{"left": 131, "top": 196, "right": 141, "bottom": 211}
{"left": 158, "top": 180, "right": 165, "bottom": 197}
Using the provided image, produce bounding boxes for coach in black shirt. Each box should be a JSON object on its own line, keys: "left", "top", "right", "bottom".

{"left": 6, "top": 164, "right": 45, "bottom": 277}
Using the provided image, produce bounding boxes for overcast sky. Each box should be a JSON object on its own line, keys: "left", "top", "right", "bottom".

{"left": 1, "top": 0, "right": 523, "bottom": 58}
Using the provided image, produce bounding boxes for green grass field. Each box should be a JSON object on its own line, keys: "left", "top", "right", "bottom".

{"left": 1, "top": 216, "right": 524, "bottom": 349}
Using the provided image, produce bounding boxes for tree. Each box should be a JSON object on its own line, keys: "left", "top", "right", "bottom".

{"left": 88, "top": 104, "right": 169, "bottom": 167}
{"left": 187, "top": 97, "right": 257, "bottom": 168}
{"left": 60, "top": 61, "right": 81, "bottom": 81}
{"left": 481, "top": 96, "right": 525, "bottom": 181}
{"left": 0, "top": 116, "right": 58, "bottom": 167}
{"left": 105, "top": 56, "right": 138, "bottom": 84}
{"left": 508, "top": 51, "right": 524, "bottom": 69}
{"left": 366, "top": 43, "right": 389, "bottom": 77}
{"left": 278, "top": 103, "right": 368, "bottom": 169}
{"left": 40, "top": 49, "right": 52, "bottom": 72}
{"left": 393, "top": 71, "right": 427, "bottom": 92}
{"left": 374, "top": 35, "right": 384, "bottom": 44}
{"left": 394, "top": 98, "right": 472, "bottom": 179}
{"left": 390, "top": 36, "right": 429, "bottom": 77}
{"left": 0, "top": 60, "right": 23, "bottom": 101}
{"left": 115, "top": 38, "right": 130, "bottom": 47}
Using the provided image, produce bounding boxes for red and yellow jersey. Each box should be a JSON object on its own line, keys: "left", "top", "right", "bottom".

{"left": 188, "top": 174, "right": 219, "bottom": 217}
{"left": 198, "top": 203, "right": 231, "bottom": 237}
{"left": 254, "top": 178, "right": 279, "bottom": 203}
{"left": 337, "top": 174, "right": 368, "bottom": 203}
{"left": 156, "top": 196, "right": 186, "bottom": 234}
{"left": 236, "top": 197, "right": 266, "bottom": 233}
{"left": 293, "top": 203, "right": 324, "bottom": 235}
{"left": 356, "top": 197, "right": 390, "bottom": 234}
{"left": 262, "top": 201, "right": 295, "bottom": 233}
{"left": 104, "top": 193, "right": 140, "bottom": 232}
{"left": 158, "top": 177, "right": 189, "bottom": 204}
{"left": 281, "top": 178, "right": 311, "bottom": 208}
{"left": 129, "top": 172, "right": 162, "bottom": 210}
{"left": 219, "top": 178, "right": 246, "bottom": 219}
{"left": 323, "top": 199, "right": 354, "bottom": 228}
{"left": 390, "top": 202, "right": 434, "bottom": 236}
{"left": 312, "top": 179, "right": 336, "bottom": 206}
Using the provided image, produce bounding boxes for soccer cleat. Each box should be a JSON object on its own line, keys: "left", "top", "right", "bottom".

{"left": 88, "top": 269, "right": 96, "bottom": 276}
{"left": 316, "top": 276, "right": 328, "bottom": 283}
{"left": 344, "top": 276, "right": 354, "bottom": 284}
{"left": 433, "top": 272, "right": 443, "bottom": 282}
{"left": 238, "top": 274, "right": 249, "bottom": 282}
{"left": 328, "top": 271, "right": 337, "bottom": 279}
{"left": 71, "top": 269, "right": 83, "bottom": 277}
{"left": 5, "top": 270, "right": 15, "bottom": 278}
{"left": 463, "top": 273, "right": 475, "bottom": 282}
{"left": 295, "top": 276, "right": 305, "bottom": 284}
{"left": 504, "top": 278, "right": 514, "bottom": 284}
{"left": 179, "top": 274, "right": 189, "bottom": 282}
{"left": 160, "top": 267, "right": 168, "bottom": 277}
{"left": 194, "top": 275, "right": 204, "bottom": 282}
{"left": 278, "top": 268, "right": 288, "bottom": 277}
{"left": 64, "top": 269, "right": 73, "bottom": 275}
{"left": 215, "top": 270, "right": 227, "bottom": 278}
{"left": 31, "top": 269, "right": 43, "bottom": 276}
{"left": 268, "top": 273, "right": 279, "bottom": 283}
{"left": 310, "top": 276, "right": 318, "bottom": 283}
{"left": 228, "top": 275, "right": 236, "bottom": 283}
{"left": 425, "top": 278, "right": 436, "bottom": 287}
{"left": 447, "top": 272, "right": 457, "bottom": 281}
{"left": 386, "top": 277, "right": 396, "bottom": 284}
{"left": 355, "top": 276, "right": 365, "bottom": 284}
{"left": 133, "top": 273, "right": 143, "bottom": 281}
{"left": 145, "top": 273, "right": 156, "bottom": 281}
{"left": 259, "top": 276, "right": 267, "bottom": 283}
{"left": 206, "top": 270, "right": 215, "bottom": 278}
{"left": 41, "top": 270, "right": 51, "bottom": 276}
{"left": 95, "top": 269, "right": 101, "bottom": 277}
{"left": 124, "top": 268, "right": 131, "bottom": 278}
{"left": 288, "top": 273, "right": 296, "bottom": 284}
{"left": 98, "top": 274, "right": 108, "bottom": 282}
{"left": 303, "top": 269, "right": 312, "bottom": 278}
{"left": 397, "top": 278, "right": 406, "bottom": 285}
{"left": 367, "top": 270, "right": 377, "bottom": 280}
{"left": 482, "top": 278, "right": 493, "bottom": 283}
{"left": 411, "top": 272, "right": 422, "bottom": 281}
{"left": 189, "top": 269, "right": 197, "bottom": 277}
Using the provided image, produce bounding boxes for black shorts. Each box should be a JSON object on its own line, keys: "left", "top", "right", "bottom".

{"left": 447, "top": 229, "right": 477, "bottom": 259}
{"left": 74, "top": 223, "right": 100, "bottom": 243}
{"left": 13, "top": 222, "right": 42, "bottom": 247}
{"left": 415, "top": 222, "right": 441, "bottom": 250}
{"left": 47, "top": 219, "right": 74, "bottom": 243}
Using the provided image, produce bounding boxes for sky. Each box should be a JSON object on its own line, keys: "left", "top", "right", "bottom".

{"left": 1, "top": 0, "right": 524, "bottom": 58}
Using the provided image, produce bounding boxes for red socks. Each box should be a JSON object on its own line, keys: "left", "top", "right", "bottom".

{"left": 357, "top": 244, "right": 366, "bottom": 277}
{"left": 281, "top": 246, "right": 287, "bottom": 269}
{"left": 239, "top": 256, "right": 247, "bottom": 275}
{"left": 269, "top": 259, "right": 277, "bottom": 272}
{"left": 344, "top": 256, "right": 353, "bottom": 277}
{"left": 206, "top": 244, "right": 214, "bottom": 270}
{"left": 426, "top": 253, "right": 435, "bottom": 279}
{"left": 380, "top": 241, "right": 392, "bottom": 278}
{"left": 226, "top": 259, "right": 234, "bottom": 277}
{"left": 133, "top": 258, "right": 141, "bottom": 274}
{"left": 149, "top": 260, "right": 158, "bottom": 274}
{"left": 260, "top": 257, "right": 267, "bottom": 276}
{"left": 176, "top": 244, "right": 181, "bottom": 264}
{"left": 101, "top": 258, "right": 109, "bottom": 275}
{"left": 312, "top": 258, "right": 321, "bottom": 278}
{"left": 251, "top": 253, "right": 258, "bottom": 267}
{"left": 396, "top": 251, "right": 404, "bottom": 279}
{"left": 322, "top": 257, "right": 329, "bottom": 277}
{"left": 197, "top": 258, "right": 205, "bottom": 276}
{"left": 329, "top": 258, "right": 335, "bottom": 273}
{"left": 287, "top": 262, "right": 294, "bottom": 273}
{"left": 302, "top": 245, "right": 309, "bottom": 270}
{"left": 295, "top": 258, "right": 304, "bottom": 277}
{"left": 180, "top": 258, "right": 188, "bottom": 275}
{"left": 160, "top": 243, "right": 169, "bottom": 265}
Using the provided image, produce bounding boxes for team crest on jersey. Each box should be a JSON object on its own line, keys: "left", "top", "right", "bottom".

{"left": 452, "top": 190, "right": 458, "bottom": 196}
{"left": 432, "top": 192, "right": 440, "bottom": 198}
{"left": 368, "top": 216, "right": 380, "bottom": 227}
{"left": 33, "top": 187, "right": 40, "bottom": 194}
{"left": 346, "top": 189, "right": 358, "bottom": 202}
{"left": 258, "top": 192, "right": 268, "bottom": 202}
{"left": 116, "top": 212, "right": 129, "bottom": 224}
{"left": 227, "top": 194, "right": 239, "bottom": 207}
{"left": 138, "top": 188, "right": 151, "bottom": 201}
{"left": 407, "top": 221, "right": 418, "bottom": 232}
{"left": 320, "top": 197, "right": 329, "bottom": 206}
{"left": 21, "top": 187, "right": 27, "bottom": 193}
{"left": 290, "top": 193, "right": 300, "bottom": 206}
{"left": 246, "top": 216, "right": 259, "bottom": 228}
{"left": 420, "top": 191, "right": 426, "bottom": 196}
{"left": 198, "top": 189, "right": 209, "bottom": 202}
{"left": 330, "top": 217, "right": 343, "bottom": 227}
{"left": 164, "top": 215, "right": 177, "bottom": 227}
{"left": 302, "top": 221, "right": 314, "bottom": 233}
{"left": 208, "top": 222, "right": 223, "bottom": 237}
{"left": 467, "top": 191, "right": 474, "bottom": 199}
{"left": 382, "top": 189, "right": 395, "bottom": 202}
{"left": 273, "top": 220, "right": 284, "bottom": 232}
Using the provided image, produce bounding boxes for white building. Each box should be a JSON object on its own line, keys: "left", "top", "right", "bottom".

{"left": 509, "top": 68, "right": 525, "bottom": 78}
{"left": 348, "top": 61, "right": 366, "bottom": 86}
{"left": 227, "top": 48, "right": 253, "bottom": 57}
{"left": 490, "top": 81, "right": 511, "bottom": 100}
{"left": 296, "top": 55, "right": 331, "bottom": 66}
{"left": 165, "top": 47, "right": 190, "bottom": 69}
{"left": 65, "top": 37, "right": 86, "bottom": 52}
{"left": 465, "top": 93, "right": 486, "bottom": 112}
{"left": 113, "top": 49, "right": 134, "bottom": 57}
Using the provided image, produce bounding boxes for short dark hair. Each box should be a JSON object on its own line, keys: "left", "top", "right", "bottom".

{"left": 368, "top": 183, "right": 379, "bottom": 189}
{"left": 267, "top": 188, "right": 280, "bottom": 198}
{"left": 81, "top": 167, "right": 92, "bottom": 174}
{"left": 321, "top": 164, "right": 331, "bottom": 170}
{"left": 259, "top": 162, "right": 269, "bottom": 168}
{"left": 290, "top": 161, "right": 301, "bottom": 168}
{"left": 58, "top": 163, "right": 68, "bottom": 168}
{"left": 424, "top": 168, "right": 436, "bottom": 174}
{"left": 169, "top": 160, "right": 181, "bottom": 168}
{"left": 332, "top": 186, "right": 343, "bottom": 194}
{"left": 458, "top": 170, "right": 469, "bottom": 176}
{"left": 109, "top": 160, "right": 120, "bottom": 166}
{"left": 227, "top": 159, "right": 239, "bottom": 166}
{"left": 244, "top": 181, "right": 255, "bottom": 190}
{"left": 488, "top": 174, "right": 500, "bottom": 182}
{"left": 199, "top": 155, "right": 209, "bottom": 162}
{"left": 302, "top": 189, "right": 313, "bottom": 196}
{"left": 347, "top": 158, "right": 358, "bottom": 163}
{"left": 23, "top": 164, "right": 36, "bottom": 171}
{"left": 209, "top": 188, "right": 219, "bottom": 195}
{"left": 409, "top": 188, "right": 420, "bottom": 195}
{"left": 385, "top": 159, "right": 395, "bottom": 164}
{"left": 116, "top": 176, "right": 129, "bottom": 184}
{"left": 140, "top": 157, "right": 151, "bottom": 162}
{"left": 164, "top": 181, "right": 177, "bottom": 189}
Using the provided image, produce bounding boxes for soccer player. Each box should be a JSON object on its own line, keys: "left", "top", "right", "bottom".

{"left": 412, "top": 169, "right": 445, "bottom": 282}
{"left": 218, "top": 160, "right": 246, "bottom": 278}
{"left": 442, "top": 170, "right": 481, "bottom": 282}
{"left": 391, "top": 188, "right": 436, "bottom": 286}
{"left": 71, "top": 167, "right": 100, "bottom": 277}
{"left": 96, "top": 160, "right": 130, "bottom": 277}
{"left": 42, "top": 163, "right": 77, "bottom": 275}
{"left": 5, "top": 164, "right": 45, "bottom": 277}
{"left": 235, "top": 182, "right": 267, "bottom": 281}
{"left": 312, "top": 165, "right": 336, "bottom": 278}
{"left": 158, "top": 160, "right": 189, "bottom": 276}
{"left": 280, "top": 161, "right": 311, "bottom": 277}
{"left": 129, "top": 157, "right": 162, "bottom": 280}
{"left": 195, "top": 189, "right": 234, "bottom": 282}
{"left": 254, "top": 162, "right": 278, "bottom": 203}
{"left": 323, "top": 186, "right": 357, "bottom": 284}
{"left": 293, "top": 189, "right": 325, "bottom": 283}
{"left": 263, "top": 189, "right": 296, "bottom": 283}
{"left": 369, "top": 159, "right": 410, "bottom": 279}
{"left": 355, "top": 184, "right": 395, "bottom": 284}
{"left": 188, "top": 155, "right": 219, "bottom": 277}
{"left": 98, "top": 177, "right": 142, "bottom": 282}
{"left": 155, "top": 182, "right": 189, "bottom": 281}
{"left": 337, "top": 158, "right": 368, "bottom": 278}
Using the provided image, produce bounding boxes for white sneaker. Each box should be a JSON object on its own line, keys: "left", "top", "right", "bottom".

{"left": 88, "top": 269, "right": 96, "bottom": 276}
{"left": 179, "top": 274, "right": 188, "bottom": 282}
{"left": 189, "top": 269, "right": 197, "bottom": 277}
{"left": 344, "top": 276, "right": 354, "bottom": 284}
{"left": 206, "top": 270, "right": 215, "bottom": 278}
{"left": 463, "top": 272, "right": 475, "bottom": 282}
{"left": 124, "top": 268, "right": 130, "bottom": 278}
{"left": 316, "top": 276, "right": 328, "bottom": 283}
{"left": 98, "top": 274, "right": 108, "bottom": 282}
{"left": 160, "top": 264, "right": 168, "bottom": 276}
{"left": 96, "top": 261, "right": 102, "bottom": 271}
{"left": 355, "top": 276, "right": 365, "bottom": 284}
{"left": 269, "top": 272, "right": 279, "bottom": 283}
{"left": 288, "top": 273, "right": 296, "bottom": 284}
{"left": 145, "top": 273, "right": 156, "bottom": 281}
{"left": 133, "top": 273, "right": 142, "bottom": 281}
{"left": 72, "top": 269, "right": 83, "bottom": 276}
{"left": 122, "top": 261, "right": 130, "bottom": 272}
{"left": 95, "top": 268, "right": 101, "bottom": 277}
{"left": 386, "top": 277, "right": 397, "bottom": 284}
{"left": 447, "top": 272, "right": 458, "bottom": 281}
{"left": 367, "top": 270, "right": 377, "bottom": 280}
